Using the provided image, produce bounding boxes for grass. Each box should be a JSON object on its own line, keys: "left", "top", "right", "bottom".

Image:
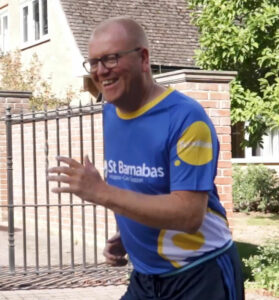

{"left": 246, "top": 214, "right": 279, "bottom": 225}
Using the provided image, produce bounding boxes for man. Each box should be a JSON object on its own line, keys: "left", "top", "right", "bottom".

{"left": 48, "top": 17, "right": 244, "bottom": 300}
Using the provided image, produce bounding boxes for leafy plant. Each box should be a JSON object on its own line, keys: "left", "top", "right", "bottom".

{"left": 188, "top": 0, "right": 279, "bottom": 148}
{"left": 233, "top": 165, "right": 279, "bottom": 212}
{"left": 243, "top": 240, "right": 279, "bottom": 296}
{"left": 0, "top": 50, "right": 76, "bottom": 109}
{"left": 235, "top": 241, "right": 259, "bottom": 281}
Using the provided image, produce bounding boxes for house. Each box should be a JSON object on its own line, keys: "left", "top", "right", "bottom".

{"left": 0, "top": 0, "right": 199, "bottom": 100}
{"left": 1, "top": 0, "right": 278, "bottom": 169}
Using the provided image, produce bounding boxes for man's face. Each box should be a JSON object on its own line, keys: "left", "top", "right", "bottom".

{"left": 88, "top": 25, "right": 143, "bottom": 107}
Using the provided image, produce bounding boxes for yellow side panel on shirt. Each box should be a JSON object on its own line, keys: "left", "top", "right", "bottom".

{"left": 177, "top": 121, "right": 213, "bottom": 166}
{"left": 157, "top": 230, "right": 205, "bottom": 268}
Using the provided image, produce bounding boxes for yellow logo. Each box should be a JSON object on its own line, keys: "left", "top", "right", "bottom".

{"left": 177, "top": 121, "right": 212, "bottom": 166}
{"left": 172, "top": 232, "right": 205, "bottom": 251}
{"left": 157, "top": 229, "right": 205, "bottom": 268}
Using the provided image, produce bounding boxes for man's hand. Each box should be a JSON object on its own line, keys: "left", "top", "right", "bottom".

{"left": 47, "top": 155, "right": 105, "bottom": 204}
{"left": 103, "top": 232, "right": 128, "bottom": 267}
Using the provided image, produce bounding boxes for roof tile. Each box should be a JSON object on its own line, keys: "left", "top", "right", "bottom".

{"left": 60, "top": 0, "right": 199, "bottom": 68}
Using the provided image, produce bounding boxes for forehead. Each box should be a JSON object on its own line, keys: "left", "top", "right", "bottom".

{"left": 88, "top": 23, "right": 131, "bottom": 58}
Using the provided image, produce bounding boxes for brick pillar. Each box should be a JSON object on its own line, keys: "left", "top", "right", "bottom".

{"left": 0, "top": 91, "right": 31, "bottom": 222}
{"left": 155, "top": 70, "right": 237, "bottom": 227}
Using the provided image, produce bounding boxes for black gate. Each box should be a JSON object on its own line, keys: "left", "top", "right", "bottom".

{"left": 0, "top": 103, "right": 129, "bottom": 289}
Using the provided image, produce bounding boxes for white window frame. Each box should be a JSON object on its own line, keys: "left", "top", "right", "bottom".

{"left": 20, "top": 0, "right": 49, "bottom": 48}
{"left": 232, "top": 127, "right": 279, "bottom": 164}
{"left": 0, "top": 9, "right": 9, "bottom": 53}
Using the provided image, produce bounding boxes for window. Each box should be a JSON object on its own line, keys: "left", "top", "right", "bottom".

{"left": 232, "top": 122, "right": 279, "bottom": 162}
{"left": 248, "top": 128, "right": 279, "bottom": 160}
{"left": 0, "top": 10, "right": 9, "bottom": 53}
{"left": 21, "top": 0, "right": 48, "bottom": 46}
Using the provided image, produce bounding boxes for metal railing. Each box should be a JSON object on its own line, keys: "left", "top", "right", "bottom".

{"left": 0, "top": 103, "right": 123, "bottom": 279}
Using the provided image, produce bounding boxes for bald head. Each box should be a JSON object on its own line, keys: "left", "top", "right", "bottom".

{"left": 90, "top": 17, "right": 149, "bottom": 50}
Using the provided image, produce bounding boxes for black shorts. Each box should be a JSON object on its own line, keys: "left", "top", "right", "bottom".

{"left": 120, "top": 243, "right": 244, "bottom": 300}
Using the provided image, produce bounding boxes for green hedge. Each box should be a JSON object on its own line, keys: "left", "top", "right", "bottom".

{"left": 233, "top": 165, "right": 279, "bottom": 213}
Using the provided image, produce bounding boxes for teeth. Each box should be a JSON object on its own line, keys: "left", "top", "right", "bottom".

{"left": 103, "top": 79, "right": 115, "bottom": 86}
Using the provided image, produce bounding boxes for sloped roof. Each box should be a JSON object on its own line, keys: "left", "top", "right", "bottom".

{"left": 60, "top": 0, "right": 199, "bottom": 68}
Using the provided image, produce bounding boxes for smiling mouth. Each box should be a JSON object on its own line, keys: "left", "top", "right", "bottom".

{"left": 102, "top": 78, "right": 118, "bottom": 87}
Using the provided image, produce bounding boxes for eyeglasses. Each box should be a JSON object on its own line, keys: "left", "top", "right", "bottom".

{"left": 83, "top": 47, "right": 141, "bottom": 74}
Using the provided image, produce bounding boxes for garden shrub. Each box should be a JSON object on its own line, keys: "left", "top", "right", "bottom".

{"left": 243, "top": 240, "right": 279, "bottom": 297}
{"left": 233, "top": 164, "right": 279, "bottom": 213}
{"left": 0, "top": 50, "right": 77, "bottom": 109}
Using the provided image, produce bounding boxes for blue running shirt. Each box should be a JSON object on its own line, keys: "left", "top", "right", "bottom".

{"left": 103, "top": 88, "right": 232, "bottom": 274}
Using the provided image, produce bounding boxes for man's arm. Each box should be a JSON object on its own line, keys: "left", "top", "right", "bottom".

{"left": 104, "top": 186, "right": 208, "bottom": 233}
{"left": 48, "top": 156, "right": 208, "bottom": 233}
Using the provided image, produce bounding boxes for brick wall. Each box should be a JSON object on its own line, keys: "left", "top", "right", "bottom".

{"left": 155, "top": 69, "right": 237, "bottom": 226}
{"left": 0, "top": 91, "right": 31, "bottom": 222}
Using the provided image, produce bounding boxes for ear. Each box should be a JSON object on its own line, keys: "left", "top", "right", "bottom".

{"left": 140, "top": 48, "right": 150, "bottom": 73}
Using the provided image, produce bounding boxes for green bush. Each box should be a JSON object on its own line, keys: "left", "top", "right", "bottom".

{"left": 0, "top": 50, "right": 77, "bottom": 109}
{"left": 233, "top": 164, "right": 279, "bottom": 213}
{"left": 243, "top": 240, "right": 279, "bottom": 297}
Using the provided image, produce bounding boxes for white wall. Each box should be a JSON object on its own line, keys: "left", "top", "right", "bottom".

{"left": 1, "top": 0, "right": 91, "bottom": 103}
